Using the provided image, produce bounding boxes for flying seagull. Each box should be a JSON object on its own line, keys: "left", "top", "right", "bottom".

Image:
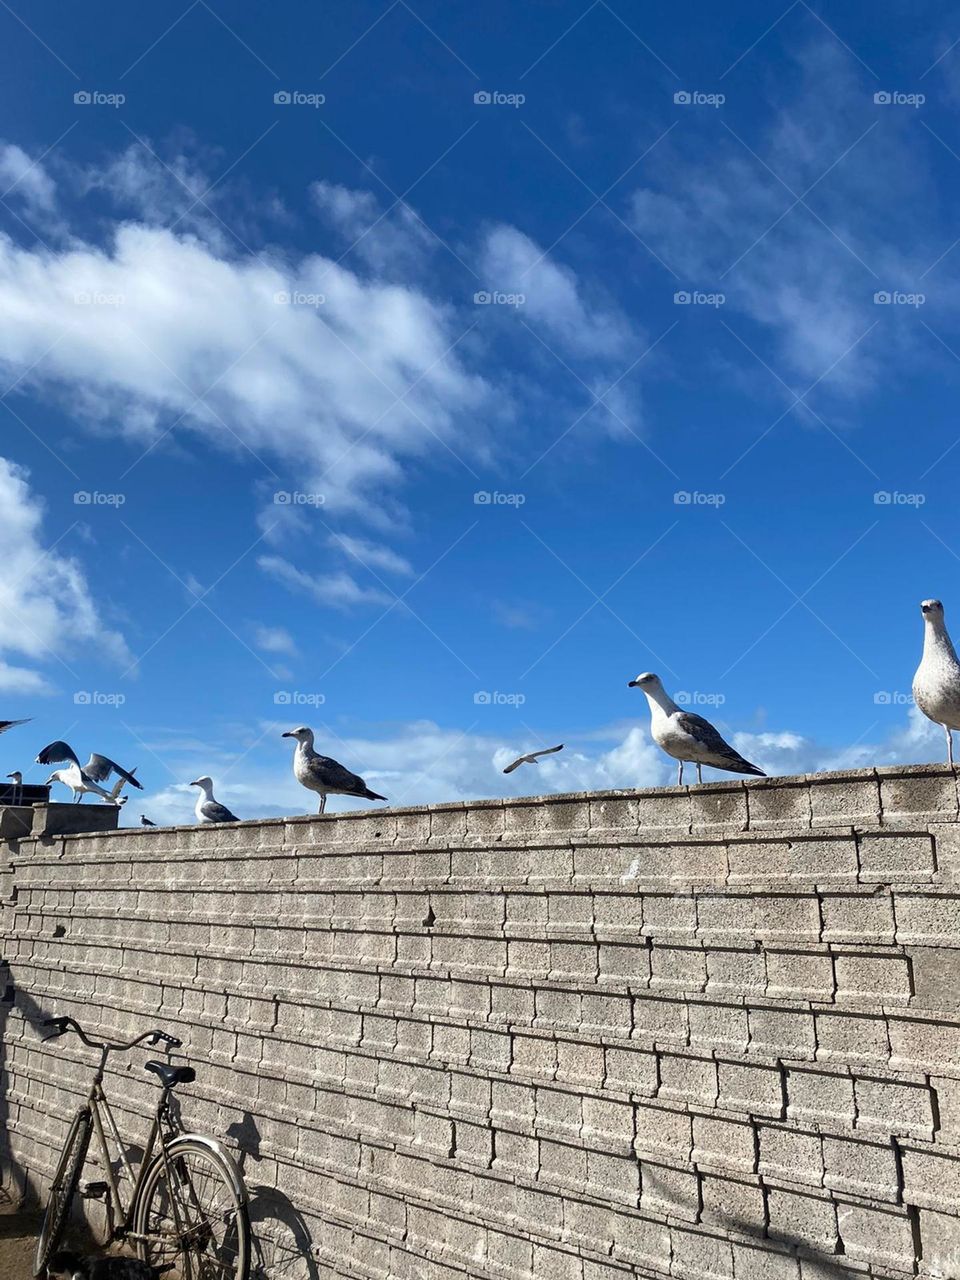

{"left": 0, "top": 718, "right": 30, "bottom": 735}
{"left": 282, "top": 726, "right": 387, "bottom": 814}
{"left": 628, "top": 672, "right": 765, "bottom": 785}
{"left": 191, "top": 776, "right": 240, "bottom": 824}
{"left": 140, "top": 814, "right": 156, "bottom": 827}
{"left": 36, "top": 741, "right": 140, "bottom": 804}
{"left": 502, "top": 743, "right": 564, "bottom": 774}
{"left": 912, "top": 598, "right": 960, "bottom": 765}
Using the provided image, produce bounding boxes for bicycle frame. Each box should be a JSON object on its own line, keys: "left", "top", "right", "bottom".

{"left": 42, "top": 1016, "right": 188, "bottom": 1249}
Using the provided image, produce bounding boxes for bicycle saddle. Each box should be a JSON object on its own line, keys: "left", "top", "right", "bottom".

{"left": 145, "top": 1060, "right": 196, "bottom": 1088}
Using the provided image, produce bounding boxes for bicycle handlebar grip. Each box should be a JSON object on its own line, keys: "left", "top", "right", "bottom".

{"left": 149, "top": 1031, "right": 183, "bottom": 1048}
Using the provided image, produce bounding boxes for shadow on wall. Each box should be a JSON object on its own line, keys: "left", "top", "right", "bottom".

{"left": 0, "top": 980, "right": 54, "bottom": 1206}
{"left": 226, "top": 1112, "right": 318, "bottom": 1280}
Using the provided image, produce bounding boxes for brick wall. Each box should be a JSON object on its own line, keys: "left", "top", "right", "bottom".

{"left": 3, "top": 766, "right": 960, "bottom": 1279}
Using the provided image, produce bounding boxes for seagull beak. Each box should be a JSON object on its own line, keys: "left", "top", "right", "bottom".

{"left": 281, "top": 731, "right": 293, "bottom": 738}
{"left": 189, "top": 779, "right": 200, "bottom": 787}
{"left": 627, "top": 680, "right": 639, "bottom": 687}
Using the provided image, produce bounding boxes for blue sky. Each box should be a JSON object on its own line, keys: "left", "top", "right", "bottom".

{"left": 0, "top": 0, "right": 958, "bottom": 822}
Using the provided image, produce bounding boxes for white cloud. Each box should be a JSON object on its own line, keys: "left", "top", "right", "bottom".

{"left": 0, "top": 144, "right": 57, "bottom": 215}
{"left": 258, "top": 554, "right": 394, "bottom": 610}
{"left": 0, "top": 219, "right": 489, "bottom": 519}
{"left": 311, "top": 180, "right": 432, "bottom": 274}
{"left": 252, "top": 624, "right": 298, "bottom": 655}
{"left": 0, "top": 456, "right": 131, "bottom": 692}
{"left": 480, "top": 223, "right": 635, "bottom": 360}
{"left": 331, "top": 533, "right": 413, "bottom": 576}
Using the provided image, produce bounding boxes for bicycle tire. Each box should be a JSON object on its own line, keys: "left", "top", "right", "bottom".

{"left": 134, "top": 1136, "right": 251, "bottom": 1280}
{"left": 34, "top": 1107, "right": 92, "bottom": 1276}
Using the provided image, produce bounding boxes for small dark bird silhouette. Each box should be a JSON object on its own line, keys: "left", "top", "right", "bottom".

{"left": 47, "top": 1249, "right": 169, "bottom": 1278}
{"left": 140, "top": 815, "right": 156, "bottom": 826}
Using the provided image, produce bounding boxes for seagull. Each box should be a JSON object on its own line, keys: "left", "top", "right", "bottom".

{"left": 912, "top": 598, "right": 960, "bottom": 765}
{"left": 282, "top": 726, "right": 387, "bottom": 814}
{"left": 0, "top": 718, "right": 30, "bottom": 735}
{"left": 191, "top": 776, "right": 240, "bottom": 824}
{"left": 140, "top": 814, "right": 156, "bottom": 827}
{"left": 37, "top": 741, "right": 140, "bottom": 805}
{"left": 6, "top": 770, "right": 22, "bottom": 805}
{"left": 628, "top": 672, "right": 766, "bottom": 785}
{"left": 502, "top": 743, "right": 564, "bottom": 774}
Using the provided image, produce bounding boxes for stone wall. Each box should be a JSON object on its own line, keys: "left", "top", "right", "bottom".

{"left": 3, "top": 766, "right": 960, "bottom": 1279}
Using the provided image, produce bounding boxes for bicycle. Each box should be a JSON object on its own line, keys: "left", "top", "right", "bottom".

{"left": 34, "top": 1015, "right": 251, "bottom": 1280}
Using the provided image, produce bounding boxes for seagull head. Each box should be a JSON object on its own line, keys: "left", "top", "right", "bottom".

{"left": 921, "top": 598, "right": 944, "bottom": 618}
{"left": 43, "top": 772, "right": 60, "bottom": 786}
{"left": 627, "top": 672, "right": 661, "bottom": 690}
{"left": 190, "top": 776, "right": 213, "bottom": 791}
{"left": 282, "top": 726, "right": 313, "bottom": 744}
{"left": 6, "top": 771, "right": 21, "bottom": 782}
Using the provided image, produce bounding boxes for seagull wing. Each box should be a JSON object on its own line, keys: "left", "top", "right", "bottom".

{"left": 0, "top": 718, "right": 30, "bottom": 735}
{"left": 36, "top": 740, "right": 81, "bottom": 768}
{"left": 308, "top": 754, "right": 369, "bottom": 795}
{"left": 85, "top": 754, "right": 144, "bottom": 789}
{"left": 675, "top": 713, "right": 765, "bottom": 776}
{"left": 502, "top": 756, "right": 527, "bottom": 774}
{"left": 530, "top": 743, "right": 564, "bottom": 761}
{"left": 201, "top": 799, "right": 240, "bottom": 823}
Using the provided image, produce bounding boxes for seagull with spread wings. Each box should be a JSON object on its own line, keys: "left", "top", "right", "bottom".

{"left": 502, "top": 743, "right": 564, "bottom": 774}
{"left": 36, "top": 741, "right": 142, "bottom": 804}
{"left": 282, "top": 726, "right": 387, "bottom": 814}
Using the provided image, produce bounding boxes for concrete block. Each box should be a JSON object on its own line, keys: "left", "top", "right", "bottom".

{"left": 822, "top": 1133, "right": 898, "bottom": 1200}
{"left": 688, "top": 783, "right": 748, "bottom": 833}
{"left": 689, "top": 1001, "right": 750, "bottom": 1054}
{"left": 814, "top": 1011, "right": 890, "bottom": 1065}
{"left": 611, "top": 1211, "right": 672, "bottom": 1270}
{"left": 758, "top": 1124, "right": 823, "bottom": 1186}
{"left": 731, "top": 1242, "right": 801, "bottom": 1280}
{"left": 748, "top": 1007, "right": 816, "bottom": 1060}
{"left": 634, "top": 1102, "right": 693, "bottom": 1163}
{"left": 701, "top": 1174, "right": 766, "bottom": 1236}
{"left": 650, "top": 944, "right": 708, "bottom": 993}
{"left": 809, "top": 771, "right": 881, "bottom": 826}
{"left": 692, "top": 1115, "right": 757, "bottom": 1175}
{"left": 859, "top": 833, "right": 936, "bottom": 882}
{"left": 834, "top": 952, "right": 912, "bottom": 1004}
{"left": 717, "top": 1061, "right": 785, "bottom": 1118}
{"left": 878, "top": 765, "right": 959, "bottom": 824}
{"left": 889, "top": 1017, "right": 960, "bottom": 1072}
{"left": 854, "top": 1076, "right": 935, "bottom": 1139}
{"left": 895, "top": 892, "right": 960, "bottom": 945}
{"left": 604, "top": 1045, "right": 658, "bottom": 1097}
{"left": 632, "top": 993, "right": 690, "bottom": 1045}
{"left": 820, "top": 890, "right": 895, "bottom": 944}
{"left": 658, "top": 1053, "right": 719, "bottom": 1106}
{"left": 767, "top": 1188, "right": 838, "bottom": 1253}
{"left": 640, "top": 1160, "right": 700, "bottom": 1221}
{"left": 707, "top": 947, "right": 767, "bottom": 997}
{"left": 911, "top": 947, "right": 960, "bottom": 1010}
{"left": 745, "top": 778, "right": 812, "bottom": 831}
{"left": 598, "top": 941, "right": 650, "bottom": 986}
{"left": 836, "top": 1204, "right": 916, "bottom": 1270}
{"left": 902, "top": 1147, "right": 960, "bottom": 1212}
{"left": 641, "top": 892, "right": 698, "bottom": 939}
{"left": 919, "top": 1208, "right": 960, "bottom": 1279}
{"left": 635, "top": 786, "right": 692, "bottom": 834}
{"left": 671, "top": 1227, "right": 735, "bottom": 1280}
{"left": 765, "top": 949, "right": 835, "bottom": 1001}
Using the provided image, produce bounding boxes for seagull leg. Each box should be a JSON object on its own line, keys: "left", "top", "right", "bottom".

{"left": 677, "top": 760, "right": 683, "bottom": 786}
{"left": 318, "top": 794, "right": 327, "bottom": 815}
{"left": 947, "top": 725, "right": 955, "bottom": 767}
{"left": 696, "top": 763, "right": 703, "bottom": 784}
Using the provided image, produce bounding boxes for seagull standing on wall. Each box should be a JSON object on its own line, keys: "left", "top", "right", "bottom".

{"left": 282, "top": 726, "right": 387, "bottom": 814}
{"left": 912, "top": 598, "right": 960, "bottom": 764}
{"left": 628, "top": 672, "right": 766, "bottom": 785}
{"left": 191, "top": 776, "right": 240, "bottom": 824}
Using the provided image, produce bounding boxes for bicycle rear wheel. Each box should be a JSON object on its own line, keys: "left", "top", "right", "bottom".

{"left": 34, "top": 1107, "right": 92, "bottom": 1275}
{"left": 134, "top": 1137, "right": 250, "bottom": 1280}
